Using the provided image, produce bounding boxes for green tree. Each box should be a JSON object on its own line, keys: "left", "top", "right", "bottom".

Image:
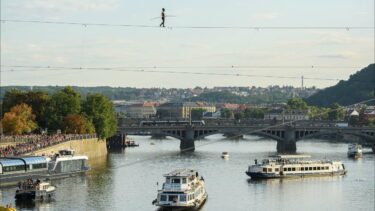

{"left": 83, "top": 93, "right": 117, "bottom": 139}
{"left": 328, "top": 103, "right": 345, "bottom": 121}
{"left": 234, "top": 112, "right": 244, "bottom": 120}
{"left": 61, "top": 114, "right": 95, "bottom": 134}
{"left": 221, "top": 108, "right": 234, "bottom": 119}
{"left": 191, "top": 108, "right": 206, "bottom": 120}
{"left": 287, "top": 98, "right": 308, "bottom": 110}
{"left": 243, "top": 108, "right": 265, "bottom": 119}
{"left": 1, "top": 103, "right": 37, "bottom": 135}
{"left": 45, "top": 87, "right": 81, "bottom": 130}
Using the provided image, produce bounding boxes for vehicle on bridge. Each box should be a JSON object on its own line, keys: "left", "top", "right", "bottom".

{"left": 246, "top": 155, "right": 346, "bottom": 179}
{"left": 153, "top": 169, "right": 207, "bottom": 209}
{"left": 139, "top": 120, "right": 205, "bottom": 127}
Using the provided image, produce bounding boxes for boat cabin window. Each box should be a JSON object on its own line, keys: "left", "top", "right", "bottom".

{"left": 180, "top": 195, "right": 186, "bottom": 201}
{"left": 309, "top": 167, "right": 312, "bottom": 170}
{"left": 268, "top": 168, "right": 272, "bottom": 172}
{"left": 288, "top": 168, "right": 291, "bottom": 171}
{"left": 263, "top": 168, "right": 267, "bottom": 172}
{"left": 313, "top": 167, "right": 317, "bottom": 170}
{"left": 275, "top": 168, "right": 279, "bottom": 172}
{"left": 168, "top": 195, "right": 178, "bottom": 202}
{"left": 317, "top": 167, "right": 321, "bottom": 170}
{"left": 3, "top": 165, "right": 25, "bottom": 173}
{"left": 292, "top": 168, "right": 296, "bottom": 171}
{"left": 172, "top": 178, "right": 181, "bottom": 184}
{"left": 283, "top": 168, "right": 287, "bottom": 171}
{"left": 182, "top": 178, "right": 187, "bottom": 184}
{"left": 325, "top": 166, "right": 329, "bottom": 170}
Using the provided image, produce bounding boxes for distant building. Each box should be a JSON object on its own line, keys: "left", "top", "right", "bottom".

{"left": 125, "top": 103, "right": 157, "bottom": 118}
{"left": 264, "top": 109, "right": 309, "bottom": 121}
{"left": 157, "top": 102, "right": 216, "bottom": 119}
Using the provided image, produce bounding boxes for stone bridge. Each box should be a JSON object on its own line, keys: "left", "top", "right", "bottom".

{"left": 117, "top": 124, "right": 375, "bottom": 153}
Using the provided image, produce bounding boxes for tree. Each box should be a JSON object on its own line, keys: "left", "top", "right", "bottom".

{"left": 1, "top": 104, "right": 37, "bottom": 135}
{"left": 83, "top": 93, "right": 117, "bottom": 139}
{"left": 1, "top": 90, "right": 50, "bottom": 127}
{"left": 234, "top": 112, "right": 244, "bottom": 120}
{"left": 221, "top": 108, "right": 234, "bottom": 119}
{"left": 191, "top": 108, "right": 206, "bottom": 120}
{"left": 328, "top": 103, "right": 345, "bottom": 121}
{"left": 243, "top": 108, "right": 265, "bottom": 119}
{"left": 45, "top": 87, "right": 81, "bottom": 130}
{"left": 287, "top": 98, "right": 308, "bottom": 110}
{"left": 61, "top": 114, "right": 95, "bottom": 134}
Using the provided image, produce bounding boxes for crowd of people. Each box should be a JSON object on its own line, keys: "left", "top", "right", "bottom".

{"left": 0, "top": 134, "right": 96, "bottom": 157}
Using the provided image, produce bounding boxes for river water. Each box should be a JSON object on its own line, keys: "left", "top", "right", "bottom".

{"left": 1, "top": 135, "right": 374, "bottom": 211}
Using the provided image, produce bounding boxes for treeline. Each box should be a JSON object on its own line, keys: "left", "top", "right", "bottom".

{"left": 306, "top": 64, "right": 375, "bottom": 107}
{"left": 0, "top": 87, "right": 117, "bottom": 138}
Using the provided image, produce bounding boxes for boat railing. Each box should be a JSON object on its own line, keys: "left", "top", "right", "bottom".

{"left": 162, "top": 183, "right": 188, "bottom": 191}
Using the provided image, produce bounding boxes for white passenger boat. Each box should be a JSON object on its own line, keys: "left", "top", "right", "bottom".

{"left": 221, "top": 152, "right": 229, "bottom": 159}
{"left": 246, "top": 155, "right": 347, "bottom": 179}
{"left": 347, "top": 144, "right": 362, "bottom": 158}
{"left": 153, "top": 169, "right": 208, "bottom": 210}
{"left": 47, "top": 149, "right": 90, "bottom": 178}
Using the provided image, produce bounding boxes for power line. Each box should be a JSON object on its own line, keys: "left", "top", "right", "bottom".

{"left": 1, "top": 19, "right": 374, "bottom": 30}
{"left": 1, "top": 65, "right": 343, "bottom": 81}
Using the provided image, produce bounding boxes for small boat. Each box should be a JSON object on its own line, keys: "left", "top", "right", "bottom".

{"left": 246, "top": 154, "right": 347, "bottom": 179}
{"left": 15, "top": 180, "right": 55, "bottom": 201}
{"left": 347, "top": 144, "right": 362, "bottom": 158}
{"left": 221, "top": 152, "right": 229, "bottom": 159}
{"left": 153, "top": 169, "right": 208, "bottom": 210}
{"left": 124, "top": 140, "right": 139, "bottom": 147}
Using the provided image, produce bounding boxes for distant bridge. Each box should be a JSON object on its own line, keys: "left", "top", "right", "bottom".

{"left": 117, "top": 122, "right": 375, "bottom": 153}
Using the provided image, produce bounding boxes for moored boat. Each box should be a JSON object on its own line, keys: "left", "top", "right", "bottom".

{"left": 153, "top": 169, "right": 208, "bottom": 210}
{"left": 15, "top": 180, "right": 55, "bottom": 201}
{"left": 0, "top": 149, "right": 90, "bottom": 187}
{"left": 246, "top": 155, "right": 347, "bottom": 179}
{"left": 347, "top": 144, "right": 362, "bottom": 158}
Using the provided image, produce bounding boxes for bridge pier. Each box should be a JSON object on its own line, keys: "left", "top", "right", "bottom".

{"left": 277, "top": 126, "right": 297, "bottom": 153}
{"left": 180, "top": 128, "right": 195, "bottom": 152}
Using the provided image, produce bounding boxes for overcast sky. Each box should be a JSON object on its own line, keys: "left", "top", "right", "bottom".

{"left": 0, "top": 0, "right": 374, "bottom": 88}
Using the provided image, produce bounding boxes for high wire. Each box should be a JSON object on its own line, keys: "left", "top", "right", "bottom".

{"left": 1, "top": 19, "right": 374, "bottom": 30}
{"left": 1, "top": 65, "right": 343, "bottom": 81}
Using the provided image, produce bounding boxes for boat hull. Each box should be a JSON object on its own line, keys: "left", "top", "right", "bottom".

{"left": 156, "top": 193, "right": 208, "bottom": 210}
{"left": 246, "top": 170, "right": 346, "bottom": 179}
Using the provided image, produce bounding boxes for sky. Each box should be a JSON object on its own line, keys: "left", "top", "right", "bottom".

{"left": 0, "top": 0, "right": 374, "bottom": 88}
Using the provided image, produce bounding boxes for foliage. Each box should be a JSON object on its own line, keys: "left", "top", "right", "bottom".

{"left": 45, "top": 87, "right": 81, "bottom": 130}
{"left": 191, "top": 108, "right": 206, "bottom": 120}
{"left": 243, "top": 108, "right": 265, "bottom": 119}
{"left": 308, "top": 106, "right": 329, "bottom": 120}
{"left": 1, "top": 104, "right": 37, "bottom": 135}
{"left": 83, "top": 93, "right": 117, "bottom": 139}
{"left": 221, "top": 108, "right": 234, "bottom": 119}
{"left": 306, "top": 64, "right": 375, "bottom": 106}
{"left": 287, "top": 98, "right": 308, "bottom": 110}
{"left": 2, "top": 90, "right": 50, "bottom": 127}
{"left": 61, "top": 114, "right": 95, "bottom": 134}
{"left": 234, "top": 112, "right": 244, "bottom": 120}
{"left": 328, "top": 103, "right": 345, "bottom": 121}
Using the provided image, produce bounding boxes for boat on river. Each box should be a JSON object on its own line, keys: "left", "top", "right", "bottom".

{"left": 347, "top": 144, "right": 362, "bottom": 158}
{"left": 246, "top": 155, "right": 347, "bottom": 179}
{"left": 15, "top": 180, "right": 55, "bottom": 201}
{"left": 153, "top": 169, "right": 208, "bottom": 210}
{"left": 221, "top": 152, "right": 229, "bottom": 159}
{"left": 0, "top": 149, "right": 90, "bottom": 187}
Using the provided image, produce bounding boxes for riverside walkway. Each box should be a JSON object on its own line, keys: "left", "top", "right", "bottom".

{"left": 0, "top": 134, "right": 97, "bottom": 157}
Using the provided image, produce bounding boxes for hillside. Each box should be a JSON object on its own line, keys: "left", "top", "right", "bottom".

{"left": 306, "top": 64, "right": 375, "bottom": 107}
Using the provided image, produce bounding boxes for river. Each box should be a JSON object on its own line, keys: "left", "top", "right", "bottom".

{"left": 1, "top": 134, "right": 374, "bottom": 211}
